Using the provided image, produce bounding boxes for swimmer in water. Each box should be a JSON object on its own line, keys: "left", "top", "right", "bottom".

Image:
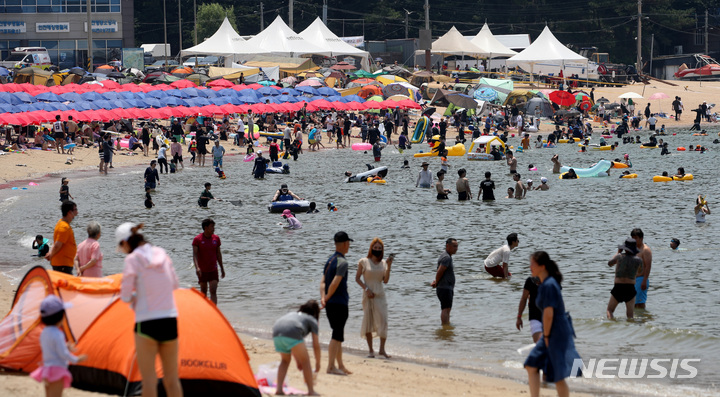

{"left": 534, "top": 177, "right": 549, "bottom": 190}
{"left": 506, "top": 187, "right": 515, "bottom": 199}
{"left": 670, "top": 238, "right": 680, "bottom": 250}
{"left": 561, "top": 169, "right": 578, "bottom": 179}
{"left": 675, "top": 167, "right": 686, "bottom": 178}
{"left": 551, "top": 155, "right": 562, "bottom": 173}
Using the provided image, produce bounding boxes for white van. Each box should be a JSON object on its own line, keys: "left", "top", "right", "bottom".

{"left": 0, "top": 47, "right": 52, "bottom": 69}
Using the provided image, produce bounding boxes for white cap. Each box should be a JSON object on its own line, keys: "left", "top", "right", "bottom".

{"left": 115, "top": 222, "right": 138, "bottom": 245}
{"left": 541, "top": 177, "right": 548, "bottom": 183}
{"left": 526, "top": 179, "right": 533, "bottom": 184}
{"left": 257, "top": 150, "right": 263, "bottom": 155}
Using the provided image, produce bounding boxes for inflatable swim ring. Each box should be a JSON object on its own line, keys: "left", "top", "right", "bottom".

{"left": 63, "top": 143, "right": 77, "bottom": 150}
{"left": 516, "top": 147, "right": 524, "bottom": 153}
{"left": 367, "top": 179, "right": 386, "bottom": 184}
{"left": 621, "top": 173, "right": 638, "bottom": 179}
{"left": 558, "top": 138, "right": 582, "bottom": 143}
{"left": 640, "top": 145, "right": 657, "bottom": 149}
{"left": 652, "top": 174, "right": 694, "bottom": 182}
{"left": 267, "top": 200, "right": 310, "bottom": 213}
{"left": 542, "top": 143, "right": 556, "bottom": 148}
{"left": 677, "top": 147, "right": 686, "bottom": 151}
{"left": 347, "top": 166, "right": 388, "bottom": 182}
{"left": 589, "top": 145, "right": 612, "bottom": 151}
{"left": 611, "top": 162, "right": 629, "bottom": 169}
{"left": 243, "top": 153, "right": 256, "bottom": 162}
{"left": 352, "top": 143, "right": 372, "bottom": 151}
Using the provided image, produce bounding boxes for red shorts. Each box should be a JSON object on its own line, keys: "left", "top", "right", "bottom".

{"left": 198, "top": 270, "right": 219, "bottom": 283}
{"left": 484, "top": 265, "right": 511, "bottom": 278}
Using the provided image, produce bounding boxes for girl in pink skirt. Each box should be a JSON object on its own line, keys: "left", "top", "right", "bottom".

{"left": 30, "top": 295, "right": 87, "bottom": 397}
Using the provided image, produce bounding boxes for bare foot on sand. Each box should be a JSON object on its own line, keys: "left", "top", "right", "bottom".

{"left": 327, "top": 367, "right": 347, "bottom": 375}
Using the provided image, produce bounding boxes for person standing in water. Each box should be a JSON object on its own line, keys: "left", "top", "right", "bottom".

{"left": 478, "top": 171, "right": 495, "bottom": 201}
{"left": 192, "top": 218, "right": 225, "bottom": 304}
{"left": 524, "top": 251, "right": 581, "bottom": 397}
{"left": 695, "top": 195, "right": 711, "bottom": 223}
{"left": 417, "top": 162, "right": 433, "bottom": 188}
{"left": 631, "top": 228, "right": 652, "bottom": 309}
{"left": 551, "top": 155, "right": 562, "bottom": 174}
{"left": 59, "top": 177, "right": 73, "bottom": 202}
{"left": 517, "top": 276, "right": 542, "bottom": 342}
{"left": 435, "top": 171, "right": 450, "bottom": 200}
{"left": 456, "top": 169, "right": 471, "bottom": 201}
{"left": 607, "top": 238, "right": 643, "bottom": 319}
{"left": 506, "top": 151, "right": 518, "bottom": 174}
{"left": 431, "top": 238, "right": 458, "bottom": 325}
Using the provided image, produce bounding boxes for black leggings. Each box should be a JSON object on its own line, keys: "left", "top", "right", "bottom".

{"left": 158, "top": 157, "right": 168, "bottom": 173}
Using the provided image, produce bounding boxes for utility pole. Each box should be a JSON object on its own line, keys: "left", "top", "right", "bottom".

{"left": 424, "top": 0, "right": 430, "bottom": 71}
{"left": 288, "top": 0, "right": 293, "bottom": 30}
{"left": 636, "top": 0, "right": 642, "bottom": 73}
{"left": 705, "top": 9, "right": 709, "bottom": 55}
{"left": 86, "top": 0, "right": 92, "bottom": 72}
{"left": 178, "top": 0, "right": 182, "bottom": 59}
{"left": 193, "top": 0, "right": 197, "bottom": 45}
{"left": 260, "top": 2, "right": 264, "bottom": 30}
{"left": 163, "top": 0, "right": 168, "bottom": 61}
{"left": 650, "top": 33, "right": 654, "bottom": 77}
{"left": 322, "top": 0, "right": 327, "bottom": 25}
{"left": 404, "top": 9, "right": 412, "bottom": 39}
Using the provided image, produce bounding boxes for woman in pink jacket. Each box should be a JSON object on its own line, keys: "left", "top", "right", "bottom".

{"left": 117, "top": 222, "right": 183, "bottom": 397}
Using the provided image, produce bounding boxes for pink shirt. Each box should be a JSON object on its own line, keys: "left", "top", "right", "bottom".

{"left": 75, "top": 238, "right": 103, "bottom": 277}
{"left": 120, "top": 244, "right": 179, "bottom": 323}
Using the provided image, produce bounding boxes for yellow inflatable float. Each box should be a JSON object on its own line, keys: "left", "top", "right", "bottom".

{"left": 621, "top": 173, "right": 638, "bottom": 179}
{"left": 414, "top": 135, "right": 467, "bottom": 157}
{"left": 652, "top": 174, "right": 694, "bottom": 182}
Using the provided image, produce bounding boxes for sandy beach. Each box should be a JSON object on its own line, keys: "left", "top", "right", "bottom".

{"left": 0, "top": 273, "right": 594, "bottom": 397}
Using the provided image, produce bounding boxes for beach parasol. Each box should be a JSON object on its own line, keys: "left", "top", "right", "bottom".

{"left": 376, "top": 75, "right": 408, "bottom": 85}
{"left": 618, "top": 92, "right": 643, "bottom": 99}
{"left": 331, "top": 61, "right": 356, "bottom": 71}
{"left": 595, "top": 97, "right": 609, "bottom": 103}
{"left": 548, "top": 90, "right": 576, "bottom": 107}
{"left": 648, "top": 92, "right": 669, "bottom": 113}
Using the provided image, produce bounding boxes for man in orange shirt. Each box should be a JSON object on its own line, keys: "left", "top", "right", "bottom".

{"left": 45, "top": 200, "right": 78, "bottom": 275}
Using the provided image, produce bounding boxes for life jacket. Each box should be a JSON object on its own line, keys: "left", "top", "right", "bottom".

{"left": 190, "top": 140, "right": 197, "bottom": 152}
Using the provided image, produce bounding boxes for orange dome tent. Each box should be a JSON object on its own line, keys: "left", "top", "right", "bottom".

{"left": 72, "top": 289, "right": 260, "bottom": 396}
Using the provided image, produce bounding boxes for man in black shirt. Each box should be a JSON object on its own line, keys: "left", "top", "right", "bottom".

{"left": 478, "top": 171, "right": 495, "bottom": 200}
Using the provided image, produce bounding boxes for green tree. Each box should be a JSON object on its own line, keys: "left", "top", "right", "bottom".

{"left": 196, "top": 3, "right": 237, "bottom": 43}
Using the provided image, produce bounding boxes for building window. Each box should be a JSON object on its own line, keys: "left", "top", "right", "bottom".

{"left": 0, "top": 0, "right": 120, "bottom": 13}
{"left": 695, "top": 29, "right": 705, "bottom": 46}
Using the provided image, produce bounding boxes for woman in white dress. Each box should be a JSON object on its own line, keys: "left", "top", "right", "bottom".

{"left": 355, "top": 237, "right": 393, "bottom": 358}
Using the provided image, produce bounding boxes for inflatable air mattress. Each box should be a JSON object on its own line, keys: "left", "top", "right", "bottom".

{"left": 560, "top": 160, "right": 612, "bottom": 178}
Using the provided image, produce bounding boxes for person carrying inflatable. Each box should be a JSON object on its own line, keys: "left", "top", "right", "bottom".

{"left": 273, "top": 184, "right": 302, "bottom": 202}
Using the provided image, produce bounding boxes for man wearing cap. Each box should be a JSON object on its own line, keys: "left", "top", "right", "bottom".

{"left": 252, "top": 150, "right": 269, "bottom": 179}
{"left": 272, "top": 184, "right": 302, "bottom": 202}
{"left": 670, "top": 238, "right": 681, "bottom": 250}
{"left": 320, "top": 231, "right": 353, "bottom": 375}
{"left": 431, "top": 238, "right": 458, "bottom": 325}
{"left": 535, "top": 177, "right": 550, "bottom": 191}
{"left": 45, "top": 200, "right": 78, "bottom": 275}
{"left": 607, "top": 238, "right": 644, "bottom": 319}
{"left": 193, "top": 218, "right": 225, "bottom": 304}
{"left": 416, "top": 162, "right": 433, "bottom": 188}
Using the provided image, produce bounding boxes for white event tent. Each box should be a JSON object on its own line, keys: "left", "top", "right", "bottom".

{"left": 181, "top": 17, "right": 266, "bottom": 65}
{"left": 423, "top": 26, "right": 487, "bottom": 56}
{"left": 506, "top": 26, "right": 588, "bottom": 81}
{"left": 298, "top": 17, "right": 370, "bottom": 70}
{"left": 470, "top": 24, "right": 517, "bottom": 58}
{"left": 245, "top": 16, "right": 331, "bottom": 58}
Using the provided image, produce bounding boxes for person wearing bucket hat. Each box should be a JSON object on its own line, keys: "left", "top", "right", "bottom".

{"left": 29, "top": 295, "right": 87, "bottom": 393}
{"left": 606, "top": 238, "right": 644, "bottom": 319}
{"left": 281, "top": 209, "right": 303, "bottom": 229}
{"left": 116, "top": 222, "right": 182, "bottom": 397}
{"left": 417, "top": 162, "right": 433, "bottom": 188}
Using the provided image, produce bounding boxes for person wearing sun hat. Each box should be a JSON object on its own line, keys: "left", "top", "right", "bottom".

{"left": 416, "top": 162, "right": 433, "bottom": 188}
{"left": 606, "top": 238, "right": 644, "bottom": 319}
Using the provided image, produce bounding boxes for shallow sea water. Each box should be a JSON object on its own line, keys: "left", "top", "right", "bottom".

{"left": 1, "top": 129, "right": 719, "bottom": 396}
